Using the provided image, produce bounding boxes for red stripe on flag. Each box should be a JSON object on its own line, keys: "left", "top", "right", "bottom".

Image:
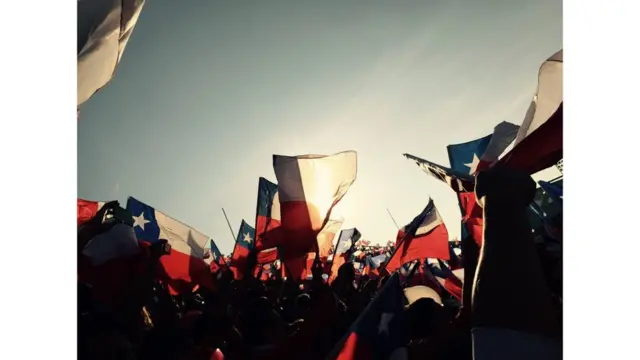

{"left": 77, "top": 199, "right": 102, "bottom": 226}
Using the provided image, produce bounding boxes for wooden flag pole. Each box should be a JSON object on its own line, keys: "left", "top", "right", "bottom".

{"left": 221, "top": 208, "right": 237, "bottom": 241}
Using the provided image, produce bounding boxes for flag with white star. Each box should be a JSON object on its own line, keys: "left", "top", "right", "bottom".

{"left": 229, "top": 220, "right": 255, "bottom": 279}
{"left": 446, "top": 121, "right": 519, "bottom": 176}
{"left": 254, "top": 177, "right": 283, "bottom": 250}
{"left": 125, "top": 197, "right": 214, "bottom": 294}
{"left": 326, "top": 273, "right": 408, "bottom": 360}
{"left": 445, "top": 121, "right": 519, "bottom": 245}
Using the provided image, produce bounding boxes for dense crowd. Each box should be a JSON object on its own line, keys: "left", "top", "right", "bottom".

{"left": 78, "top": 167, "right": 563, "bottom": 360}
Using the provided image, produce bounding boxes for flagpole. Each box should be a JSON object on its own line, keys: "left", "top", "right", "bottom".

{"left": 386, "top": 208, "right": 400, "bottom": 230}
{"left": 221, "top": 208, "right": 237, "bottom": 241}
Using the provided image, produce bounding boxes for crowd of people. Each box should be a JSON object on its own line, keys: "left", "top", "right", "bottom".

{"left": 77, "top": 167, "right": 563, "bottom": 360}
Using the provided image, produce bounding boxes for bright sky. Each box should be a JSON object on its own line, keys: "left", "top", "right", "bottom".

{"left": 78, "top": 0, "right": 562, "bottom": 255}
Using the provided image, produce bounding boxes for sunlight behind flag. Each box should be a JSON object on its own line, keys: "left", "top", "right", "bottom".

{"left": 273, "top": 151, "right": 358, "bottom": 234}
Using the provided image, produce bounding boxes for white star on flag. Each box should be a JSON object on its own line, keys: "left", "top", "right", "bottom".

{"left": 464, "top": 153, "right": 480, "bottom": 175}
{"left": 132, "top": 212, "right": 150, "bottom": 230}
{"left": 378, "top": 312, "right": 393, "bottom": 335}
{"left": 243, "top": 232, "right": 253, "bottom": 244}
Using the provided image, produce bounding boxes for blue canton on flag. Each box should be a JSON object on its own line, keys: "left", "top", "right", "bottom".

{"left": 126, "top": 196, "right": 209, "bottom": 256}
{"left": 236, "top": 220, "right": 256, "bottom": 251}
{"left": 447, "top": 134, "right": 492, "bottom": 175}
{"left": 210, "top": 239, "right": 224, "bottom": 262}
{"left": 127, "top": 197, "right": 163, "bottom": 243}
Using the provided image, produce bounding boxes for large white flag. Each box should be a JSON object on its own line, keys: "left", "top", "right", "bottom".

{"left": 78, "top": 0, "right": 145, "bottom": 106}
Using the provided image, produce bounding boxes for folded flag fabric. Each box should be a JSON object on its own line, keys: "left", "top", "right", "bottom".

{"left": 273, "top": 151, "right": 357, "bottom": 256}
{"left": 386, "top": 199, "right": 450, "bottom": 273}
{"left": 326, "top": 273, "right": 408, "bottom": 360}
{"left": 126, "top": 197, "right": 214, "bottom": 294}
{"left": 78, "top": 0, "right": 145, "bottom": 106}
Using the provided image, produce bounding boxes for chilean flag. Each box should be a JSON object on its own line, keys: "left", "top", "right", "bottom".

{"left": 386, "top": 199, "right": 450, "bottom": 273}
{"left": 230, "top": 220, "right": 255, "bottom": 279}
{"left": 126, "top": 197, "right": 214, "bottom": 295}
{"left": 273, "top": 151, "right": 357, "bottom": 256}
{"left": 78, "top": 198, "right": 105, "bottom": 227}
{"left": 446, "top": 121, "right": 519, "bottom": 246}
{"left": 447, "top": 121, "right": 519, "bottom": 176}
{"left": 254, "top": 177, "right": 282, "bottom": 250}
{"left": 204, "top": 239, "right": 226, "bottom": 274}
{"left": 326, "top": 273, "right": 408, "bottom": 360}
{"left": 329, "top": 228, "right": 361, "bottom": 283}
{"left": 429, "top": 260, "right": 464, "bottom": 301}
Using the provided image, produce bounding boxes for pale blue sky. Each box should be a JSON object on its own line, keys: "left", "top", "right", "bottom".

{"left": 78, "top": 0, "right": 562, "bottom": 254}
